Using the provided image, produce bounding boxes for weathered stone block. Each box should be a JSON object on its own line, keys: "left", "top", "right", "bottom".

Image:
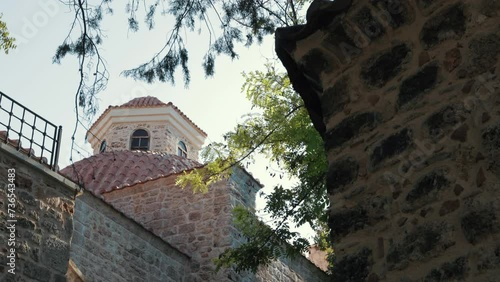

{"left": 22, "top": 260, "right": 52, "bottom": 282}
{"left": 398, "top": 64, "right": 439, "bottom": 108}
{"left": 443, "top": 47, "right": 462, "bottom": 72}
{"left": 450, "top": 124, "right": 469, "bottom": 142}
{"left": 329, "top": 206, "right": 368, "bottom": 238}
{"left": 420, "top": 4, "right": 466, "bottom": 48}
{"left": 361, "top": 44, "right": 411, "bottom": 88}
{"left": 461, "top": 208, "right": 497, "bottom": 244}
{"left": 481, "top": 123, "right": 500, "bottom": 176}
{"left": 354, "top": 7, "right": 385, "bottom": 39}
{"left": 326, "top": 157, "right": 359, "bottom": 193}
{"left": 332, "top": 248, "right": 372, "bottom": 282}
{"left": 178, "top": 223, "right": 196, "bottom": 233}
{"left": 300, "top": 48, "right": 335, "bottom": 84}
{"left": 325, "top": 112, "right": 381, "bottom": 150}
{"left": 41, "top": 235, "right": 69, "bottom": 273}
{"left": 479, "top": 0, "right": 500, "bottom": 17}
{"left": 424, "top": 105, "right": 462, "bottom": 140}
{"left": 417, "top": 0, "right": 436, "bottom": 9}
{"left": 477, "top": 244, "right": 500, "bottom": 271}
{"left": 322, "top": 21, "right": 362, "bottom": 64}
{"left": 387, "top": 223, "right": 449, "bottom": 270}
{"left": 439, "top": 200, "right": 460, "bottom": 216}
{"left": 405, "top": 170, "right": 449, "bottom": 207}
{"left": 454, "top": 184, "right": 464, "bottom": 196}
{"left": 371, "top": 0, "right": 413, "bottom": 28}
{"left": 467, "top": 33, "right": 500, "bottom": 75}
{"left": 54, "top": 274, "right": 67, "bottom": 282}
{"left": 14, "top": 173, "right": 33, "bottom": 190}
{"left": 423, "top": 257, "right": 467, "bottom": 282}
{"left": 363, "top": 196, "right": 390, "bottom": 221}
{"left": 18, "top": 217, "right": 36, "bottom": 230}
{"left": 370, "top": 128, "right": 413, "bottom": 168}
{"left": 18, "top": 190, "right": 37, "bottom": 206}
{"left": 321, "top": 77, "right": 349, "bottom": 120}
{"left": 419, "top": 51, "right": 431, "bottom": 66}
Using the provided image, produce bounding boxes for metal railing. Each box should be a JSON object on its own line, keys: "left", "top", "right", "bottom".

{"left": 0, "top": 91, "right": 62, "bottom": 171}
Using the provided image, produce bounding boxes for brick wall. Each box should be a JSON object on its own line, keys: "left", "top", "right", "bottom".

{"left": 277, "top": 0, "right": 500, "bottom": 280}
{"left": 70, "top": 191, "right": 192, "bottom": 281}
{"left": 0, "top": 143, "right": 77, "bottom": 282}
{"left": 100, "top": 121, "right": 198, "bottom": 161}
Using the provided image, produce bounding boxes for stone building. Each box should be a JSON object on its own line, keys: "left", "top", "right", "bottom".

{"left": 0, "top": 92, "right": 327, "bottom": 281}
{"left": 5, "top": 0, "right": 498, "bottom": 281}
{"left": 276, "top": 0, "right": 500, "bottom": 281}
{"left": 58, "top": 96, "right": 328, "bottom": 281}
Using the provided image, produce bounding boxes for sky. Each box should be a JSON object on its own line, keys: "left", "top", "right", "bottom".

{"left": 0, "top": 0, "right": 314, "bottom": 241}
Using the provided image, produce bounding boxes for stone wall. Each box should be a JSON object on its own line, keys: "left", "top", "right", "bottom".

{"left": 100, "top": 121, "right": 198, "bottom": 160}
{"left": 277, "top": 0, "right": 500, "bottom": 280}
{"left": 256, "top": 256, "right": 330, "bottom": 282}
{"left": 0, "top": 143, "right": 77, "bottom": 281}
{"left": 103, "top": 166, "right": 328, "bottom": 281}
{"left": 103, "top": 168, "right": 260, "bottom": 281}
{"left": 70, "top": 191, "right": 192, "bottom": 281}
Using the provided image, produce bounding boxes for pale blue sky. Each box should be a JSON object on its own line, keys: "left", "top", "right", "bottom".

{"left": 0, "top": 0, "right": 314, "bottom": 241}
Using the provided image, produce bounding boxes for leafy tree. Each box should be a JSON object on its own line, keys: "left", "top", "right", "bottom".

{"left": 176, "top": 63, "right": 330, "bottom": 272}
{"left": 0, "top": 14, "right": 16, "bottom": 54}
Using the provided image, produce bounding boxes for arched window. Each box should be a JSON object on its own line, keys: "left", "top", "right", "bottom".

{"left": 99, "top": 140, "right": 107, "bottom": 153}
{"left": 177, "top": 141, "right": 187, "bottom": 158}
{"left": 130, "top": 129, "right": 150, "bottom": 151}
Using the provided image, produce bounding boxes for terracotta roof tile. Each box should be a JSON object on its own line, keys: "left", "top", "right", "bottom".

{"left": 89, "top": 96, "right": 207, "bottom": 137}
{"left": 118, "top": 96, "right": 167, "bottom": 108}
{"left": 59, "top": 151, "right": 202, "bottom": 197}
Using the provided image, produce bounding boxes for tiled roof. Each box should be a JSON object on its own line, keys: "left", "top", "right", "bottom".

{"left": 59, "top": 150, "right": 202, "bottom": 197}
{"left": 89, "top": 96, "right": 207, "bottom": 136}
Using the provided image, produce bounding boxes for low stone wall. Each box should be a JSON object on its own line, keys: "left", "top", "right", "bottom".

{"left": 256, "top": 256, "right": 330, "bottom": 282}
{"left": 71, "top": 191, "right": 192, "bottom": 281}
{"left": 0, "top": 142, "right": 77, "bottom": 282}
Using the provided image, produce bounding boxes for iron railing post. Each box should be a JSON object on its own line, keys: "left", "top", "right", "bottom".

{"left": 53, "top": 126, "right": 62, "bottom": 171}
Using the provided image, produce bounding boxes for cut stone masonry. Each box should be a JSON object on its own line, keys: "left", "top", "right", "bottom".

{"left": 276, "top": 0, "right": 500, "bottom": 280}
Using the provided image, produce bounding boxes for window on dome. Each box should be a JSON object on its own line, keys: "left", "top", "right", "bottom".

{"left": 130, "top": 129, "right": 150, "bottom": 151}
{"left": 177, "top": 141, "right": 187, "bottom": 158}
{"left": 99, "top": 140, "right": 107, "bottom": 153}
